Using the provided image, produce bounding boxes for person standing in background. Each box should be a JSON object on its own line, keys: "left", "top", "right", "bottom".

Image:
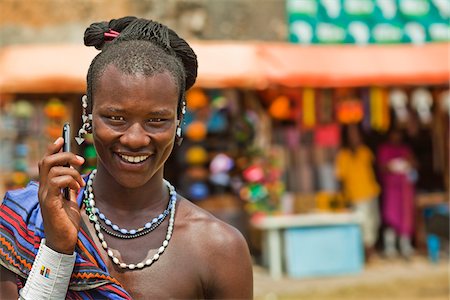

{"left": 377, "top": 127, "right": 417, "bottom": 259}
{"left": 335, "top": 124, "right": 380, "bottom": 261}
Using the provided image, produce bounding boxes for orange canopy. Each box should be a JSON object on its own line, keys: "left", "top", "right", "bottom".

{"left": 259, "top": 42, "right": 450, "bottom": 87}
{"left": 0, "top": 42, "right": 448, "bottom": 93}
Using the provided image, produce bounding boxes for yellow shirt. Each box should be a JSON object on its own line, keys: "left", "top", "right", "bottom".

{"left": 335, "top": 145, "right": 380, "bottom": 203}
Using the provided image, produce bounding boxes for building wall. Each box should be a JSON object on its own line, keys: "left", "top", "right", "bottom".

{"left": 0, "top": 0, "right": 287, "bottom": 46}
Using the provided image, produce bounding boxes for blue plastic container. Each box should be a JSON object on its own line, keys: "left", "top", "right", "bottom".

{"left": 284, "top": 224, "right": 364, "bottom": 278}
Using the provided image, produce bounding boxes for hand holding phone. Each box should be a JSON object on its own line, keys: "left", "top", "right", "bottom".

{"left": 62, "top": 123, "right": 71, "bottom": 200}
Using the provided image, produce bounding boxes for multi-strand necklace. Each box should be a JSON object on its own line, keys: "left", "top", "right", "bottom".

{"left": 83, "top": 169, "right": 177, "bottom": 270}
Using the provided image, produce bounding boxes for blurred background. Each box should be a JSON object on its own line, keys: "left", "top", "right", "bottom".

{"left": 0, "top": 0, "right": 449, "bottom": 299}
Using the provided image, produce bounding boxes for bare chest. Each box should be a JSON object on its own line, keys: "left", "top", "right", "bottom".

{"left": 80, "top": 213, "right": 205, "bottom": 299}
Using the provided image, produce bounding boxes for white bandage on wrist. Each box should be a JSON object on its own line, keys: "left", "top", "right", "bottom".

{"left": 19, "top": 239, "right": 76, "bottom": 300}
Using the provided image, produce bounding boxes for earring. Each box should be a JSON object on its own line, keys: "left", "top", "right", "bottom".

{"left": 176, "top": 101, "right": 186, "bottom": 146}
{"left": 75, "top": 95, "right": 92, "bottom": 145}
{"left": 176, "top": 121, "right": 183, "bottom": 146}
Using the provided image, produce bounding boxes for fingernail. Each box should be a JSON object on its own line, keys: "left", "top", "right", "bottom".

{"left": 54, "top": 137, "right": 63, "bottom": 144}
{"left": 76, "top": 155, "right": 85, "bottom": 162}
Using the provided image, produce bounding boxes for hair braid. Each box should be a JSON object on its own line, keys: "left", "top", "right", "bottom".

{"left": 84, "top": 17, "right": 198, "bottom": 119}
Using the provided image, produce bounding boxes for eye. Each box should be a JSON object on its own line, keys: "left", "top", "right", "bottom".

{"left": 109, "top": 116, "right": 125, "bottom": 121}
{"left": 147, "top": 118, "right": 165, "bottom": 123}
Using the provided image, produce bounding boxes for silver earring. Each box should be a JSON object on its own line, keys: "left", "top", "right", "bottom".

{"left": 176, "top": 122, "right": 183, "bottom": 146}
{"left": 176, "top": 101, "right": 186, "bottom": 146}
{"left": 76, "top": 95, "right": 92, "bottom": 145}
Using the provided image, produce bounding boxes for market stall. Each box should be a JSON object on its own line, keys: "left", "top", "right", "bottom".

{"left": 1, "top": 41, "right": 449, "bottom": 277}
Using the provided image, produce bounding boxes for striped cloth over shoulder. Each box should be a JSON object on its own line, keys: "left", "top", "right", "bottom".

{"left": 0, "top": 178, "right": 131, "bottom": 299}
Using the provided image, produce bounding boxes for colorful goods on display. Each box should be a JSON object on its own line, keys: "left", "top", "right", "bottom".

{"left": 239, "top": 147, "right": 286, "bottom": 215}
{"left": 1, "top": 85, "right": 447, "bottom": 218}
{"left": 269, "top": 96, "right": 291, "bottom": 120}
{"left": 180, "top": 88, "right": 281, "bottom": 210}
{"left": 181, "top": 89, "right": 230, "bottom": 201}
{"left": 0, "top": 96, "right": 75, "bottom": 190}
{"left": 287, "top": 0, "right": 450, "bottom": 44}
{"left": 44, "top": 98, "right": 67, "bottom": 140}
{"left": 81, "top": 134, "right": 97, "bottom": 173}
{"left": 5, "top": 100, "right": 35, "bottom": 188}
{"left": 265, "top": 85, "right": 448, "bottom": 214}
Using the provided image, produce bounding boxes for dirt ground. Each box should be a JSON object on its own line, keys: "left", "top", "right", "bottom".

{"left": 253, "top": 254, "right": 449, "bottom": 300}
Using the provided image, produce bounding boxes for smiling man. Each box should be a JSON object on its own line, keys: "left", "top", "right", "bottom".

{"left": 0, "top": 17, "right": 253, "bottom": 299}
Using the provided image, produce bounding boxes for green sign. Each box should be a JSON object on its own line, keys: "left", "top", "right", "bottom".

{"left": 287, "top": 0, "right": 450, "bottom": 44}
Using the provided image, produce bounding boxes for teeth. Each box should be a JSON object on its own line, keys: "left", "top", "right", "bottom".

{"left": 119, "top": 154, "right": 149, "bottom": 163}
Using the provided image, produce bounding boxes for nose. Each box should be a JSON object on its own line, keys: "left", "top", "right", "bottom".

{"left": 119, "top": 122, "right": 151, "bottom": 149}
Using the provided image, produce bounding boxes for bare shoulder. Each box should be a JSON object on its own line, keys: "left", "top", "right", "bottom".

{"left": 176, "top": 197, "right": 248, "bottom": 251}
{"left": 175, "top": 197, "right": 253, "bottom": 299}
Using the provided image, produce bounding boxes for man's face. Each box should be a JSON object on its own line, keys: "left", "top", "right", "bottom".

{"left": 91, "top": 65, "right": 179, "bottom": 188}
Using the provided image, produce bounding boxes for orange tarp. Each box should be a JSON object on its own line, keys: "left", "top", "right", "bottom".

{"left": 259, "top": 42, "right": 450, "bottom": 87}
{"left": 0, "top": 42, "right": 448, "bottom": 93}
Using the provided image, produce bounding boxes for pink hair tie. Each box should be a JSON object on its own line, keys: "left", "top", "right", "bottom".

{"left": 104, "top": 29, "right": 120, "bottom": 41}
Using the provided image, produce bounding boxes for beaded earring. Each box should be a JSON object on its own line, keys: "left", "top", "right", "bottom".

{"left": 75, "top": 95, "right": 93, "bottom": 145}
{"left": 175, "top": 100, "right": 186, "bottom": 146}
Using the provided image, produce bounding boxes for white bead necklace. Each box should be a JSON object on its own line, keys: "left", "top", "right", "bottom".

{"left": 83, "top": 169, "right": 177, "bottom": 270}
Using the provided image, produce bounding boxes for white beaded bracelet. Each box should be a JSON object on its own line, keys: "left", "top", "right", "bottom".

{"left": 19, "top": 239, "right": 76, "bottom": 300}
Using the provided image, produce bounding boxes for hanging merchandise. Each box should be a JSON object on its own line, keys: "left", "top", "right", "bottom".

{"left": 44, "top": 98, "right": 66, "bottom": 119}
{"left": 242, "top": 164, "right": 265, "bottom": 183}
{"left": 82, "top": 144, "right": 97, "bottom": 173}
{"left": 186, "top": 88, "right": 208, "bottom": 110}
{"left": 232, "top": 113, "right": 255, "bottom": 145}
{"left": 269, "top": 95, "right": 291, "bottom": 120}
{"left": 0, "top": 111, "right": 15, "bottom": 172}
{"left": 7, "top": 99, "right": 35, "bottom": 188}
{"left": 211, "top": 95, "right": 228, "bottom": 110}
{"left": 207, "top": 110, "right": 228, "bottom": 133}
{"left": 11, "top": 100, "right": 33, "bottom": 118}
{"left": 186, "top": 166, "right": 209, "bottom": 180}
{"left": 240, "top": 183, "right": 269, "bottom": 202}
{"left": 11, "top": 100, "right": 34, "bottom": 135}
{"left": 296, "top": 146, "right": 315, "bottom": 194}
{"left": 185, "top": 146, "right": 209, "bottom": 165}
{"left": 210, "top": 153, "right": 234, "bottom": 174}
{"left": 10, "top": 170, "right": 29, "bottom": 189}
{"left": 209, "top": 153, "right": 233, "bottom": 188}
{"left": 411, "top": 87, "right": 433, "bottom": 124}
{"left": 360, "top": 88, "right": 371, "bottom": 131}
{"left": 284, "top": 126, "right": 300, "bottom": 150}
{"left": 188, "top": 181, "right": 210, "bottom": 200}
{"left": 44, "top": 98, "right": 68, "bottom": 139}
{"left": 302, "top": 88, "right": 316, "bottom": 128}
{"left": 370, "top": 87, "right": 390, "bottom": 131}
{"left": 185, "top": 121, "right": 207, "bottom": 141}
{"left": 389, "top": 88, "right": 409, "bottom": 123}
{"left": 318, "top": 89, "right": 334, "bottom": 124}
{"left": 238, "top": 146, "right": 286, "bottom": 215}
{"left": 209, "top": 172, "right": 231, "bottom": 187}
{"left": 14, "top": 143, "right": 28, "bottom": 172}
{"left": 336, "top": 99, "right": 364, "bottom": 124}
{"left": 314, "top": 124, "right": 340, "bottom": 147}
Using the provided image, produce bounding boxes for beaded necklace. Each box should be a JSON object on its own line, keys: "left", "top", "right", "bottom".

{"left": 83, "top": 169, "right": 177, "bottom": 270}
{"left": 96, "top": 199, "right": 171, "bottom": 237}
{"left": 95, "top": 195, "right": 174, "bottom": 239}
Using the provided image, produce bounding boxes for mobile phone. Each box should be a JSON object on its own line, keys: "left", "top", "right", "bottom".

{"left": 62, "top": 123, "right": 71, "bottom": 200}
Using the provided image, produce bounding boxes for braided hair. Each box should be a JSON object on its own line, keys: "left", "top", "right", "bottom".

{"left": 84, "top": 16, "right": 198, "bottom": 119}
